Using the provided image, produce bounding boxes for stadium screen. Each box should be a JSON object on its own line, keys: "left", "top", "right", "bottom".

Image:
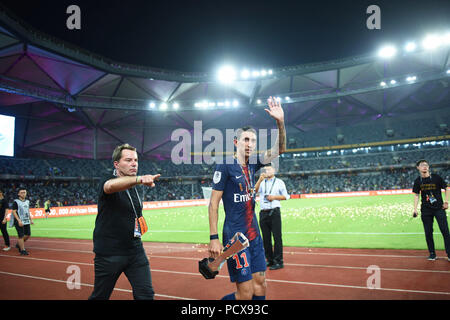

{"left": 0, "top": 114, "right": 15, "bottom": 157}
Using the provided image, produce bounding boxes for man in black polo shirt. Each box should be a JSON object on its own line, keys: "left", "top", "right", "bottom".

{"left": 412, "top": 159, "right": 449, "bottom": 261}
{"left": 89, "top": 143, "right": 161, "bottom": 300}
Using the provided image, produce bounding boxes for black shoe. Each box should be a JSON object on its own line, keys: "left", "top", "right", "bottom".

{"left": 269, "top": 263, "right": 284, "bottom": 270}
{"left": 20, "top": 250, "right": 29, "bottom": 256}
{"left": 266, "top": 261, "right": 274, "bottom": 267}
{"left": 427, "top": 253, "right": 437, "bottom": 261}
{"left": 15, "top": 243, "right": 20, "bottom": 251}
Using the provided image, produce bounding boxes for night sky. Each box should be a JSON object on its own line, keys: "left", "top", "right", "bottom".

{"left": 0, "top": 0, "right": 449, "bottom": 72}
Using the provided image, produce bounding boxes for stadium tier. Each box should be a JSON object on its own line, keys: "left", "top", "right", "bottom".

{"left": 0, "top": 141, "right": 448, "bottom": 207}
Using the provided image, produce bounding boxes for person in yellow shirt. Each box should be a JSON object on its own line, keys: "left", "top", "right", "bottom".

{"left": 44, "top": 200, "right": 51, "bottom": 219}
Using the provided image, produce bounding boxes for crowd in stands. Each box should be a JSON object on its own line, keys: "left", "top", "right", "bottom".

{"left": 0, "top": 138, "right": 448, "bottom": 207}
{"left": 287, "top": 116, "right": 449, "bottom": 149}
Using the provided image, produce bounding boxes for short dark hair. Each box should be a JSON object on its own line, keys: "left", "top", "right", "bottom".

{"left": 112, "top": 143, "right": 137, "bottom": 162}
{"left": 416, "top": 159, "right": 429, "bottom": 167}
{"left": 18, "top": 188, "right": 26, "bottom": 193}
{"left": 234, "top": 126, "right": 257, "bottom": 140}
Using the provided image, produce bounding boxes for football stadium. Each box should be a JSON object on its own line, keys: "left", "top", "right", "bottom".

{"left": 0, "top": 2, "right": 449, "bottom": 305}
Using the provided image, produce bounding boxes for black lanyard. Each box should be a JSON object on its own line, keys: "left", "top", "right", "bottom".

{"left": 265, "top": 178, "right": 277, "bottom": 195}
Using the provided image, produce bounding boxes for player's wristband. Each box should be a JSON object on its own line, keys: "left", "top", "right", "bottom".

{"left": 210, "top": 234, "right": 219, "bottom": 240}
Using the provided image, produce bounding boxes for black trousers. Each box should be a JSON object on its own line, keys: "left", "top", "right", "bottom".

{"left": 0, "top": 222, "right": 9, "bottom": 247}
{"left": 89, "top": 249, "right": 154, "bottom": 300}
{"left": 259, "top": 207, "right": 283, "bottom": 264}
{"left": 420, "top": 207, "right": 450, "bottom": 255}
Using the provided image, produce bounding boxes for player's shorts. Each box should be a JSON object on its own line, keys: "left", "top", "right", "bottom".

{"left": 14, "top": 220, "right": 31, "bottom": 238}
{"left": 225, "top": 235, "right": 266, "bottom": 283}
{"left": 45, "top": 209, "right": 50, "bottom": 213}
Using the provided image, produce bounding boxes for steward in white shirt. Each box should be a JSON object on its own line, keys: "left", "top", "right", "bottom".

{"left": 255, "top": 164, "right": 290, "bottom": 270}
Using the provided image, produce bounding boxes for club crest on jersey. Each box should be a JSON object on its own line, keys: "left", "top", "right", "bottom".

{"left": 213, "top": 171, "right": 222, "bottom": 184}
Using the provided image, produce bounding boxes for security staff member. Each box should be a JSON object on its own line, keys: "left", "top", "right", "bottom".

{"left": 255, "top": 164, "right": 290, "bottom": 270}
{"left": 412, "top": 159, "right": 449, "bottom": 261}
{"left": 89, "top": 143, "right": 160, "bottom": 300}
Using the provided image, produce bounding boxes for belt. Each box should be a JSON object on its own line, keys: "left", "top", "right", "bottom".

{"left": 260, "top": 207, "right": 280, "bottom": 212}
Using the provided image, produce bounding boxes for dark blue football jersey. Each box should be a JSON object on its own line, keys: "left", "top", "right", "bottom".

{"left": 212, "top": 157, "right": 264, "bottom": 242}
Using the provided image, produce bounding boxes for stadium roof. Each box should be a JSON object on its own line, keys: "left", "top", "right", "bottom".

{"left": 0, "top": 6, "right": 449, "bottom": 160}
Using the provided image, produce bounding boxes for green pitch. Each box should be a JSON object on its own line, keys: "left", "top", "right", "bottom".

{"left": 25, "top": 194, "right": 447, "bottom": 250}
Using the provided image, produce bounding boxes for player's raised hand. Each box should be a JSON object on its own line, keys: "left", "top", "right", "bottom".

{"left": 265, "top": 96, "right": 284, "bottom": 122}
{"left": 140, "top": 174, "right": 161, "bottom": 187}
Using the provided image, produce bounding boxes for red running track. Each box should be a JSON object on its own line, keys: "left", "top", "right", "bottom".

{"left": 0, "top": 237, "right": 449, "bottom": 300}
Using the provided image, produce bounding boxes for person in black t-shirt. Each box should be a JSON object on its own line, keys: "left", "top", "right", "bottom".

{"left": 89, "top": 143, "right": 161, "bottom": 300}
{"left": 412, "top": 159, "right": 449, "bottom": 261}
{"left": 0, "top": 190, "right": 10, "bottom": 251}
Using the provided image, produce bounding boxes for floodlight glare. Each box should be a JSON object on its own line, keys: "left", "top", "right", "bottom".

{"left": 380, "top": 81, "right": 387, "bottom": 86}
{"left": 217, "top": 65, "right": 237, "bottom": 84}
{"left": 159, "top": 103, "right": 168, "bottom": 110}
{"left": 261, "top": 69, "right": 267, "bottom": 76}
{"left": 378, "top": 45, "right": 397, "bottom": 58}
{"left": 241, "top": 69, "right": 250, "bottom": 79}
{"left": 443, "top": 32, "right": 450, "bottom": 45}
{"left": 406, "top": 76, "right": 417, "bottom": 82}
{"left": 149, "top": 102, "right": 156, "bottom": 109}
{"left": 252, "top": 70, "right": 260, "bottom": 77}
{"left": 422, "top": 34, "right": 441, "bottom": 50}
{"left": 173, "top": 103, "right": 179, "bottom": 110}
{"left": 268, "top": 69, "right": 273, "bottom": 75}
{"left": 404, "top": 42, "right": 416, "bottom": 52}
{"left": 447, "top": 69, "right": 450, "bottom": 74}
{"left": 285, "top": 96, "right": 290, "bottom": 101}
{"left": 232, "top": 100, "right": 239, "bottom": 107}
{"left": 390, "top": 80, "right": 396, "bottom": 85}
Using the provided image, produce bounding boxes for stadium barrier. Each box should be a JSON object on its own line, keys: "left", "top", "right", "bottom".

{"left": 5, "top": 189, "right": 412, "bottom": 220}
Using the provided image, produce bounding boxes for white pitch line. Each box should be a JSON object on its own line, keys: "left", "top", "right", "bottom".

{"left": 0, "top": 270, "right": 195, "bottom": 300}
{"left": 1, "top": 254, "right": 449, "bottom": 297}
{"left": 267, "top": 278, "right": 450, "bottom": 296}
{"left": 22, "top": 243, "right": 440, "bottom": 260}
{"left": 30, "top": 228, "right": 444, "bottom": 235}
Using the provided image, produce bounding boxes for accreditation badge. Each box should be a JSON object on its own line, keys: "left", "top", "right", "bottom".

{"left": 134, "top": 218, "right": 142, "bottom": 238}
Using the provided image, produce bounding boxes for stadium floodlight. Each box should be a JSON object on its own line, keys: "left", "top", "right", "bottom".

{"left": 422, "top": 34, "right": 441, "bottom": 50}
{"left": 404, "top": 42, "right": 416, "bottom": 52}
{"left": 406, "top": 76, "right": 417, "bottom": 82}
{"left": 256, "top": 99, "right": 262, "bottom": 104}
{"left": 172, "top": 102, "right": 179, "bottom": 110}
{"left": 149, "top": 102, "right": 156, "bottom": 109}
{"left": 224, "top": 100, "right": 231, "bottom": 107}
{"left": 378, "top": 45, "right": 397, "bottom": 58}
{"left": 241, "top": 69, "right": 250, "bottom": 79}
{"left": 252, "top": 70, "right": 260, "bottom": 77}
{"left": 268, "top": 69, "right": 273, "bottom": 75}
{"left": 447, "top": 69, "right": 450, "bottom": 74}
{"left": 443, "top": 32, "right": 450, "bottom": 45}
{"left": 260, "top": 69, "right": 267, "bottom": 77}
{"left": 208, "top": 102, "right": 216, "bottom": 108}
{"left": 232, "top": 100, "right": 239, "bottom": 107}
{"left": 380, "top": 81, "right": 387, "bottom": 87}
{"left": 285, "top": 96, "right": 291, "bottom": 101}
{"left": 159, "top": 103, "right": 168, "bottom": 110}
{"left": 217, "top": 65, "right": 237, "bottom": 84}
{"left": 390, "top": 80, "right": 396, "bottom": 85}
